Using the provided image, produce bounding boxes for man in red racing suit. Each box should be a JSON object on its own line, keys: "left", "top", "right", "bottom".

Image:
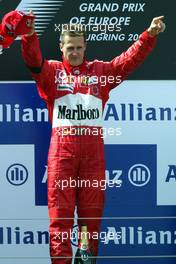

{"left": 21, "top": 16, "right": 165, "bottom": 264}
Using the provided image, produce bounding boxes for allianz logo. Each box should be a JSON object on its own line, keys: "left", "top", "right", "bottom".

{"left": 0, "top": 104, "right": 49, "bottom": 122}
{"left": 6, "top": 164, "right": 28, "bottom": 186}
{"left": 0, "top": 226, "right": 49, "bottom": 244}
{"left": 128, "top": 164, "right": 151, "bottom": 187}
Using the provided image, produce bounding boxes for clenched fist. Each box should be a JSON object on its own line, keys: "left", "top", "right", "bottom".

{"left": 25, "top": 10, "right": 35, "bottom": 37}
{"left": 147, "top": 16, "right": 166, "bottom": 37}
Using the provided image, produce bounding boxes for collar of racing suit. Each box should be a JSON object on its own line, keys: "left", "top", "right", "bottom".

{"left": 62, "top": 56, "right": 89, "bottom": 75}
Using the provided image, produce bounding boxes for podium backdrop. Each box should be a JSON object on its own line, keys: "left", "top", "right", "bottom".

{"left": 0, "top": 1, "right": 176, "bottom": 264}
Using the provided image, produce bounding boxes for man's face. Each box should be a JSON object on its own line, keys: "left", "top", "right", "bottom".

{"left": 60, "top": 35, "right": 86, "bottom": 66}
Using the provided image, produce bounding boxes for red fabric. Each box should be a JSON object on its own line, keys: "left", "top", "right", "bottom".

{"left": 0, "top": 10, "right": 34, "bottom": 49}
{"left": 21, "top": 31, "right": 157, "bottom": 263}
{"left": 21, "top": 30, "right": 157, "bottom": 121}
{"left": 48, "top": 133, "right": 105, "bottom": 263}
{"left": 0, "top": 24, "right": 14, "bottom": 49}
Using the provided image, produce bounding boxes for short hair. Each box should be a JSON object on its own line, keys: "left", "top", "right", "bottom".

{"left": 60, "top": 24, "right": 86, "bottom": 43}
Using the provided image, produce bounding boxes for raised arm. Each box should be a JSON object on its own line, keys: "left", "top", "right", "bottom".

{"left": 21, "top": 32, "right": 43, "bottom": 74}
{"left": 21, "top": 11, "right": 43, "bottom": 73}
{"left": 101, "top": 16, "right": 166, "bottom": 90}
{"left": 21, "top": 12, "right": 55, "bottom": 102}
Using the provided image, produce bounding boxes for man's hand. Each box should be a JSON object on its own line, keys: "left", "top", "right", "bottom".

{"left": 147, "top": 16, "right": 166, "bottom": 37}
{"left": 25, "top": 10, "right": 35, "bottom": 37}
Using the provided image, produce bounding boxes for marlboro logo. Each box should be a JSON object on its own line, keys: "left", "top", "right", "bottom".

{"left": 57, "top": 104, "right": 100, "bottom": 120}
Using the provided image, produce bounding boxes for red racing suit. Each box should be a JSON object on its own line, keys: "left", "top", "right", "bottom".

{"left": 21, "top": 31, "right": 156, "bottom": 264}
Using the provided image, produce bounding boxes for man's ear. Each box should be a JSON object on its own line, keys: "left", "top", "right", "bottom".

{"left": 60, "top": 42, "right": 63, "bottom": 52}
